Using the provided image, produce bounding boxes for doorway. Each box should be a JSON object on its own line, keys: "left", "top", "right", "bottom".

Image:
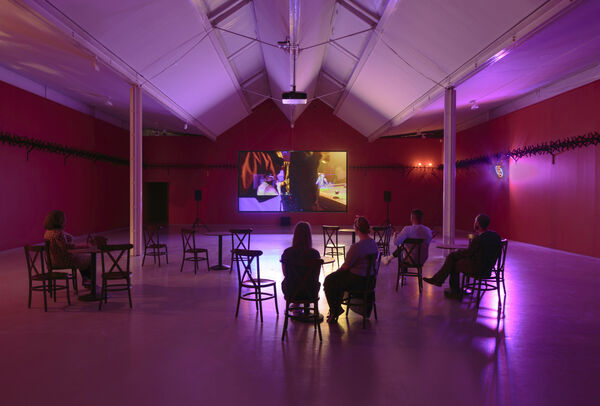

{"left": 144, "top": 182, "right": 169, "bottom": 225}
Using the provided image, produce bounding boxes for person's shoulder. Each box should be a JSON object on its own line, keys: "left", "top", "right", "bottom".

{"left": 281, "top": 246, "right": 295, "bottom": 260}
{"left": 309, "top": 248, "right": 321, "bottom": 258}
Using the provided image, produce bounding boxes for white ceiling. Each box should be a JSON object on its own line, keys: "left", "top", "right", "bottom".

{"left": 0, "top": 0, "right": 598, "bottom": 139}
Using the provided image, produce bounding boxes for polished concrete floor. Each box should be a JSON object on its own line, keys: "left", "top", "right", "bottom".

{"left": 0, "top": 225, "right": 598, "bottom": 406}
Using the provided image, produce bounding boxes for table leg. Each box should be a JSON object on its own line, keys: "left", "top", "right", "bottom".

{"left": 79, "top": 252, "right": 102, "bottom": 301}
{"left": 210, "top": 235, "right": 230, "bottom": 271}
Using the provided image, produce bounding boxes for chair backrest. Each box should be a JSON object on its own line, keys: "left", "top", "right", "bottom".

{"left": 372, "top": 226, "right": 392, "bottom": 251}
{"left": 364, "top": 253, "right": 381, "bottom": 291}
{"left": 181, "top": 228, "right": 197, "bottom": 252}
{"left": 285, "top": 257, "right": 324, "bottom": 300}
{"left": 101, "top": 244, "right": 133, "bottom": 278}
{"left": 322, "top": 225, "right": 340, "bottom": 248}
{"left": 232, "top": 249, "right": 263, "bottom": 286}
{"left": 397, "top": 238, "right": 424, "bottom": 267}
{"left": 24, "top": 244, "right": 47, "bottom": 281}
{"left": 495, "top": 239, "right": 508, "bottom": 273}
{"left": 143, "top": 226, "right": 161, "bottom": 248}
{"left": 230, "top": 229, "right": 252, "bottom": 252}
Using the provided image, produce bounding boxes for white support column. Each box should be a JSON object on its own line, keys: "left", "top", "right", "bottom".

{"left": 130, "top": 85, "right": 143, "bottom": 255}
{"left": 443, "top": 87, "right": 456, "bottom": 245}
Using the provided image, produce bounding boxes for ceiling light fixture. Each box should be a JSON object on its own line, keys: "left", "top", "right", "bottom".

{"left": 184, "top": 123, "right": 188, "bottom": 130}
{"left": 105, "top": 98, "right": 113, "bottom": 106}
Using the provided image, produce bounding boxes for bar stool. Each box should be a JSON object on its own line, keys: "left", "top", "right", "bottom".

{"left": 322, "top": 225, "right": 346, "bottom": 266}
{"left": 180, "top": 228, "right": 210, "bottom": 273}
{"left": 233, "top": 249, "right": 278, "bottom": 322}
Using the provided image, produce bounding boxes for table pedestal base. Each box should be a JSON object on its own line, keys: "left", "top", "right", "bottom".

{"left": 210, "top": 264, "right": 230, "bottom": 271}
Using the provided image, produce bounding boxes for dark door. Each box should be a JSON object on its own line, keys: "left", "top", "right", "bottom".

{"left": 144, "top": 182, "right": 169, "bottom": 225}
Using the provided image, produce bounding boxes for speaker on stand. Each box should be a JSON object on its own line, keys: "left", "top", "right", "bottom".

{"left": 383, "top": 191, "right": 392, "bottom": 226}
{"left": 192, "top": 190, "right": 209, "bottom": 231}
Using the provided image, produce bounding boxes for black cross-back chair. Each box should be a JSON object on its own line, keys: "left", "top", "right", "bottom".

{"left": 98, "top": 244, "right": 134, "bottom": 310}
{"left": 142, "top": 225, "right": 168, "bottom": 266}
{"left": 281, "top": 258, "right": 324, "bottom": 341}
{"left": 233, "top": 249, "right": 278, "bottom": 323}
{"left": 322, "top": 225, "right": 346, "bottom": 266}
{"left": 180, "top": 228, "right": 210, "bottom": 273}
{"left": 372, "top": 225, "right": 393, "bottom": 256}
{"left": 44, "top": 240, "right": 74, "bottom": 306}
{"left": 462, "top": 239, "right": 508, "bottom": 312}
{"left": 24, "top": 244, "right": 71, "bottom": 311}
{"left": 395, "top": 238, "right": 425, "bottom": 293}
{"left": 342, "top": 253, "right": 380, "bottom": 329}
{"left": 229, "top": 229, "right": 252, "bottom": 273}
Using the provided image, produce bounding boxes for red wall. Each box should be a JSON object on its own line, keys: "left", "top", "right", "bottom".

{"left": 456, "top": 79, "right": 600, "bottom": 257}
{"left": 0, "top": 80, "right": 129, "bottom": 251}
{"left": 144, "top": 100, "right": 444, "bottom": 229}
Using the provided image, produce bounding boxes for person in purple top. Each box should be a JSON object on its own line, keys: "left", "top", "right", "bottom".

{"left": 324, "top": 216, "right": 379, "bottom": 323}
{"left": 424, "top": 214, "right": 502, "bottom": 300}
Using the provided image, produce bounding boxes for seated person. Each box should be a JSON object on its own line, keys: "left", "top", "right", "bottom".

{"left": 281, "top": 222, "right": 321, "bottom": 300}
{"left": 382, "top": 208, "right": 432, "bottom": 266}
{"left": 324, "top": 216, "right": 379, "bottom": 323}
{"left": 424, "top": 214, "right": 502, "bottom": 300}
{"left": 43, "top": 210, "right": 92, "bottom": 287}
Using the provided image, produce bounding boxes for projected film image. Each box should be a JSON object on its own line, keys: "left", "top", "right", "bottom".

{"left": 238, "top": 151, "right": 347, "bottom": 212}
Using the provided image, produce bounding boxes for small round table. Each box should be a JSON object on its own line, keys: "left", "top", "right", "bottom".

{"left": 204, "top": 232, "right": 231, "bottom": 271}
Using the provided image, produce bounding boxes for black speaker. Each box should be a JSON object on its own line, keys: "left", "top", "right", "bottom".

{"left": 194, "top": 190, "right": 202, "bottom": 202}
{"left": 384, "top": 191, "right": 391, "bottom": 202}
{"left": 280, "top": 216, "right": 291, "bottom": 226}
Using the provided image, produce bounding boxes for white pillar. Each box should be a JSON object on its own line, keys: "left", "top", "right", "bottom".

{"left": 443, "top": 87, "right": 456, "bottom": 245}
{"left": 130, "top": 85, "right": 143, "bottom": 255}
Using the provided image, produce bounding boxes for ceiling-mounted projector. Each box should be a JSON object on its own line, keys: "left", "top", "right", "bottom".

{"left": 282, "top": 90, "right": 307, "bottom": 105}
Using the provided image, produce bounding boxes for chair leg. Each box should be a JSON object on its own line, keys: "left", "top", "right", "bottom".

{"left": 235, "top": 287, "right": 242, "bottom": 317}
{"left": 373, "top": 302, "right": 378, "bottom": 320}
{"left": 258, "top": 289, "right": 263, "bottom": 323}
{"left": 362, "top": 293, "right": 368, "bottom": 329}
{"left": 142, "top": 250, "right": 147, "bottom": 266}
{"left": 28, "top": 281, "right": 32, "bottom": 309}
{"left": 193, "top": 253, "right": 198, "bottom": 275}
{"left": 42, "top": 280, "right": 47, "bottom": 312}
{"left": 395, "top": 268, "right": 400, "bottom": 291}
{"left": 128, "top": 279, "right": 133, "bottom": 309}
{"left": 98, "top": 282, "right": 104, "bottom": 310}
{"left": 53, "top": 280, "right": 57, "bottom": 302}
{"left": 180, "top": 254, "right": 186, "bottom": 272}
{"left": 273, "top": 285, "right": 279, "bottom": 314}
{"left": 206, "top": 253, "right": 210, "bottom": 272}
{"left": 66, "top": 280, "right": 71, "bottom": 306}
{"left": 165, "top": 247, "right": 169, "bottom": 264}
{"left": 282, "top": 301, "right": 290, "bottom": 341}
{"left": 496, "top": 275, "right": 502, "bottom": 309}
{"left": 315, "top": 300, "right": 322, "bottom": 341}
{"left": 156, "top": 247, "right": 160, "bottom": 267}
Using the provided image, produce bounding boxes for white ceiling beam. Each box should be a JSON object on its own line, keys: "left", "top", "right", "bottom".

{"left": 367, "top": 0, "right": 581, "bottom": 142}
{"left": 191, "top": 0, "right": 253, "bottom": 115}
{"left": 332, "top": 0, "right": 399, "bottom": 115}
{"left": 17, "top": 0, "right": 218, "bottom": 141}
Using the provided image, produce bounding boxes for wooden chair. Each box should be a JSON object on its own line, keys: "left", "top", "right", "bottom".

{"left": 98, "top": 244, "right": 134, "bottom": 310}
{"left": 229, "top": 229, "right": 252, "bottom": 273}
{"left": 180, "top": 228, "right": 210, "bottom": 273}
{"left": 42, "top": 241, "right": 73, "bottom": 307}
{"left": 281, "top": 258, "right": 324, "bottom": 341}
{"left": 395, "top": 238, "right": 425, "bottom": 293}
{"left": 342, "top": 253, "right": 380, "bottom": 329}
{"left": 462, "top": 239, "right": 508, "bottom": 311}
{"left": 372, "top": 225, "right": 393, "bottom": 256}
{"left": 142, "top": 225, "right": 168, "bottom": 266}
{"left": 24, "top": 244, "right": 71, "bottom": 311}
{"left": 322, "top": 225, "right": 346, "bottom": 266}
{"left": 233, "top": 249, "right": 278, "bottom": 322}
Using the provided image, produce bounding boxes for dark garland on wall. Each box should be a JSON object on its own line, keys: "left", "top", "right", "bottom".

{"left": 0, "top": 131, "right": 128, "bottom": 165}
{"left": 2, "top": 130, "right": 599, "bottom": 170}
{"left": 455, "top": 131, "right": 600, "bottom": 168}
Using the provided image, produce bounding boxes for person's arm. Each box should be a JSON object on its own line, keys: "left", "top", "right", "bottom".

{"left": 339, "top": 244, "right": 359, "bottom": 271}
{"left": 395, "top": 227, "right": 410, "bottom": 246}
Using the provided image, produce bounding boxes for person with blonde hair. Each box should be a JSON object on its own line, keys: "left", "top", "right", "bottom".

{"left": 324, "top": 216, "right": 379, "bottom": 323}
{"left": 43, "top": 210, "right": 92, "bottom": 286}
{"left": 280, "top": 221, "right": 321, "bottom": 299}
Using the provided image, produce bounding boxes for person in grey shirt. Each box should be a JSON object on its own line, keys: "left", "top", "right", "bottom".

{"left": 382, "top": 208, "right": 433, "bottom": 266}
{"left": 324, "top": 216, "right": 379, "bottom": 323}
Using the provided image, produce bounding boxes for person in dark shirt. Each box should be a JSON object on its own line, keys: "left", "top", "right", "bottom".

{"left": 324, "top": 216, "right": 379, "bottom": 322}
{"left": 424, "top": 214, "right": 502, "bottom": 300}
{"left": 281, "top": 222, "right": 321, "bottom": 300}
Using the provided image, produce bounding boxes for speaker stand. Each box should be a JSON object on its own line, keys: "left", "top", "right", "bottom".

{"left": 192, "top": 200, "right": 209, "bottom": 231}
{"left": 385, "top": 201, "right": 391, "bottom": 227}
